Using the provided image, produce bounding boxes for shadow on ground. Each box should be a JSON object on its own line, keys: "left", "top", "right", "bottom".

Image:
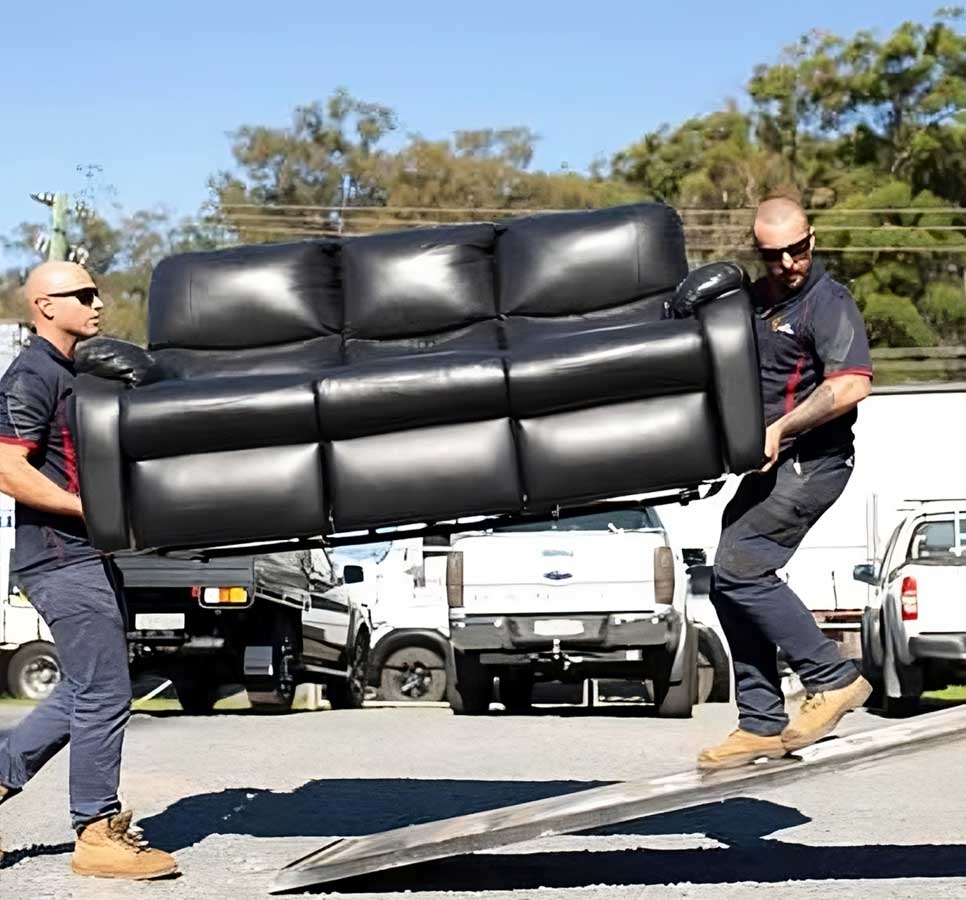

{"left": 132, "top": 778, "right": 966, "bottom": 891}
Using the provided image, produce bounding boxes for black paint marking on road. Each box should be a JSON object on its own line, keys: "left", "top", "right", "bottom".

{"left": 271, "top": 705, "right": 966, "bottom": 893}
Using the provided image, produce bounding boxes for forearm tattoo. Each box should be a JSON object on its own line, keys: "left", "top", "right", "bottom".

{"left": 781, "top": 383, "right": 837, "bottom": 437}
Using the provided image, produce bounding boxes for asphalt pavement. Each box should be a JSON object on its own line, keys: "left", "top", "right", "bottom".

{"left": 0, "top": 698, "right": 964, "bottom": 900}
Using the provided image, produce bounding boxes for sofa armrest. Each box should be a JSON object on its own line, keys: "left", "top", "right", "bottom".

{"left": 670, "top": 262, "right": 747, "bottom": 318}
{"left": 75, "top": 337, "right": 160, "bottom": 387}
{"left": 695, "top": 289, "right": 765, "bottom": 474}
{"left": 72, "top": 375, "right": 130, "bottom": 552}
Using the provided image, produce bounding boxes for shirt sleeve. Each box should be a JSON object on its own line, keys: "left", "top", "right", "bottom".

{"left": 810, "top": 284, "right": 874, "bottom": 381}
{"left": 0, "top": 369, "right": 54, "bottom": 451}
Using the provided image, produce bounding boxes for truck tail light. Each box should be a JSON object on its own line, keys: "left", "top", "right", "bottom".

{"left": 900, "top": 576, "right": 918, "bottom": 621}
{"left": 446, "top": 551, "right": 464, "bottom": 609}
{"left": 653, "top": 546, "right": 675, "bottom": 605}
{"left": 196, "top": 586, "right": 249, "bottom": 607}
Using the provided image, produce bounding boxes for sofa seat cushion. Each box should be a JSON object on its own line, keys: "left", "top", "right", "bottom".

{"left": 152, "top": 335, "right": 343, "bottom": 380}
{"left": 121, "top": 375, "right": 319, "bottom": 460}
{"left": 316, "top": 351, "right": 508, "bottom": 440}
{"left": 508, "top": 318, "right": 707, "bottom": 418}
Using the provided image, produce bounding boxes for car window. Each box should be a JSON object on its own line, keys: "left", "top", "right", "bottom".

{"left": 494, "top": 508, "right": 660, "bottom": 533}
{"left": 908, "top": 519, "right": 966, "bottom": 562}
{"left": 877, "top": 524, "right": 903, "bottom": 581}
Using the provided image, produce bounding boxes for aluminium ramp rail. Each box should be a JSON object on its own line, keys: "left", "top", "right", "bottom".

{"left": 272, "top": 704, "right": 966, "bottom": 893}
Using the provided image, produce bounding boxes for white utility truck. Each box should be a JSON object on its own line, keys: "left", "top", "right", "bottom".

{"left": 855, "top": 500, "right": 966, "bottom": 715}
{"left": 445, "top": 506, "right": 699, "bottom": 717}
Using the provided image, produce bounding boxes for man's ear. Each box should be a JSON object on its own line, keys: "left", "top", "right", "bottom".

{"left": 33, "top": 296, "right": 56, "bottom": 320}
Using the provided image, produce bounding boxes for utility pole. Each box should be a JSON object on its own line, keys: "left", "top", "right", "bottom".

{"left": 48, "top": 193, "right": 69, "bottom": 261}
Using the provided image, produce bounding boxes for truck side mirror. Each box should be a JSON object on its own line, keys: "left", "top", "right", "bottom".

{"left": 343, "top": 564, "right": 365, "bottom": 585}
{"left": 682, "top": 548, "right": 707, "bottom": 567}
{"left": 852, "top": 563, "right": 876, "bottom": 586}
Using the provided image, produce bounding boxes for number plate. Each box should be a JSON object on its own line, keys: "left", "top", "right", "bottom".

{"left": 534, "top": 619, "right": 584, "bottom": 637}
{"left": 134, "top": 613, "right": 185, "bottom": 631}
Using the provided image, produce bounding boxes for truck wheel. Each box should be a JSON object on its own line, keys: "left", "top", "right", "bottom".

{"left": 245, "top": 607, "right": 299, "bottom": 713}
{"left": 328, "top": 630, "right": 371, "bottom": 710}
{"left": 499, "top": 668, "right": 533, "bottom": 714}
{"left": 379, "top": 646, "right": 446, "bottom": 702}
{"left": 446, "top": 651, "right": 492, "bottom": 715}
{"left": 654, "top": 624, "right": 697, "bottom": 718}
{"left": 696, "top": 627, "right": 730, "bottom": 704}
{"left": 172, "top": 676, "right": 220, "bottom": 715}
{"left": 7, "top": 642, "right": 61, "bottom": 701}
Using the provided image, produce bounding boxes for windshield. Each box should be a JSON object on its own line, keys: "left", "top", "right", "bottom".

{"left": 493, "top": 508, "right": 661, "bottom": 533}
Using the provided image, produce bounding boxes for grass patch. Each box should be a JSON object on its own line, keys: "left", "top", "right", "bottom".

{"left": 924, "top": 685, "right": 966, "bottom": 702}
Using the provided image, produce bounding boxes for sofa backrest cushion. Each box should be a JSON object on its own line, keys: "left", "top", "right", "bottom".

{"left": 342, "top": 224, "right": 497, "bottom": 339}
{"left": 148, "top": 241, "right": 341, "bottom": 350}
{"left": 497, "top": 204, "right": 687, "bottom": 316}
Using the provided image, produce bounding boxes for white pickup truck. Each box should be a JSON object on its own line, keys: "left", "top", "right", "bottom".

{"left": 445, "top": 506, "right": 699, "bottom": 717}
{"left": 855, "top": 500, "right": 966, "bottom": 716}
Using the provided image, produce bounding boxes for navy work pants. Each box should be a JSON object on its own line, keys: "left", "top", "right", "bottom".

{"left": 711, "top": 449, "right": 861, "bottom": 736}
{"left": 0, "top": 557, "right": 131, "bottom": 829}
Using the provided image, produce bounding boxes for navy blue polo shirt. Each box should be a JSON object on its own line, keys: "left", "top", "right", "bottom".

{"left": 0, "top": 335, "right": 98, "bottom": 574}
{"left": 751, "top": 262, "right": 873, "bottom": 456}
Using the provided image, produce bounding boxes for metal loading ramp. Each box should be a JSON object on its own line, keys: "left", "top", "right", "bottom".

{"left": 272, "top": 705, "right": 966, "bottom": 893}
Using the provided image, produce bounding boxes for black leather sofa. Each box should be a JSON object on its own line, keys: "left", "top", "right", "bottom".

{"left": 73, "top": 203, "right": 763, "bottom": 553}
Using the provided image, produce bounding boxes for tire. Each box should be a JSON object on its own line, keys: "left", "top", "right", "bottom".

{"left": 882, "top": 694, "right": 921, "bottom": 718}
{"left": 7, "top": 642, "right": 61, "bottom": 701}
{"left": 245, "top": 607, "right": 299, "bottom": 713}
{"left": 446, "top": 651, "right": 492, "bottom": 715}
{"left": 654, "top": 624, "right": 697, "bottom": 719}
{"left": 499, "top": 668, "right": 533, "bottom": 714}
{"left": 696, "top": 628, "right": 730, "bottom": 704}
{"left": 379, "top": 646, "right": 446, "bottom": 702}
{"left": 172, "top": 675, "right": 220, "bottom": 715}
{"left": 328, "top": 630, "right": 371, "bottom": 710}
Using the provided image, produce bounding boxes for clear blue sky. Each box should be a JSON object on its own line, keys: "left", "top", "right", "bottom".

{"left": 2, "top": 0, "right": 938, "bottom": 265}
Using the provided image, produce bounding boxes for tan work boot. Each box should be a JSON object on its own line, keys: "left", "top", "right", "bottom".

{"left": 697, "top": 729, "right": 786, "bottom": 771}
{"left": 782, "top": 675, "right": 873, "bottom": 752}
{"left": 71, "top": 811, "right": 179, "bottom": 880}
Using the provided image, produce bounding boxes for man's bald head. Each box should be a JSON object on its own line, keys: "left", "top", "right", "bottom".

{"left": 23, "top": 260, "right": 103, "bottom": 347}
{"left": 754, "top": 197, "right": 809, "bottom": 240}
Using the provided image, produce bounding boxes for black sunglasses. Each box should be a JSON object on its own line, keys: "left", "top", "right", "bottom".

{"left": 49, "top": 288, "right": 100, "bottom": 307}
{"left": 755, "top": 233, "right": 812, "bottom": 263}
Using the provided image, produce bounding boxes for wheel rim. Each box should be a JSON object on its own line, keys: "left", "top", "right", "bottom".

{"left": 396, "top": 661, "right": 435, "bottom": 699}
{"left": 20, "top": 654, "right": 61, "bottom": 701}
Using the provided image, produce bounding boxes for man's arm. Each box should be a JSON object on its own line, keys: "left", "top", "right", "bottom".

{"left": 760, "top": 374, "right": 871, "bottom": 472}
{"left": 0, "top": 443, "right": 84, "bottom": 517}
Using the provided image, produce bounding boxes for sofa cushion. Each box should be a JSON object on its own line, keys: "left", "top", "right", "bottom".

{"left": 121, "top": 375, "right": 319, "bottom": 460}
{"left": 508, "top": 318, "right": 707, "bottom": 418}
{"left": 152, "top": 335, "right": 343, "bottom": 380}
{"left": 325, "top": 419, "right": 521, "bottom": 531}
{"left": 129, "top": 443, "right": 326, "bottom": 549}
{"left": 148, "top": 241, "right": 341, "bottom": 350}
{"left": 342, "top": 224, "right": 497, "bottom": 338}
{"left": 497, "top": 204, "right": 687, "bottom": 316}
{"left": 344, "top": 321, "right": 501, "bottom": 364}
{"left": 517, "top": 393, "right": 723, "bottom": 507}
{"left": 316, "top": 351, "right": 508, "bottom": 440}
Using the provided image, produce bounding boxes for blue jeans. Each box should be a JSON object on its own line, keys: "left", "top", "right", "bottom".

{"left": 0, "top": 557, "right": 131, "bottom": 830}
{"left": 711, "top": 449, "right": 861, "bottom": 736}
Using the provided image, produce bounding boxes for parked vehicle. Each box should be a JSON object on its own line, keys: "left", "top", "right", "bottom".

{"left": 119, "top": 548, "right": 371, "bottom": 713}
{"left": 1, "top": 547, "right": 371, "bottom": 712}
{"left": 444, "top": 506, "right": 698, "bottom": 717}
{"left": 855, "top": 500, "right": 966, "bottom": 716}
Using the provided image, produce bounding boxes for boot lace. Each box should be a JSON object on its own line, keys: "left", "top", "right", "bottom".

{"left": 799, "top": 692, "right": 827, "bottom": 715}
{"left": 108, "top": 811, "right": 149, "bottom": 851}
